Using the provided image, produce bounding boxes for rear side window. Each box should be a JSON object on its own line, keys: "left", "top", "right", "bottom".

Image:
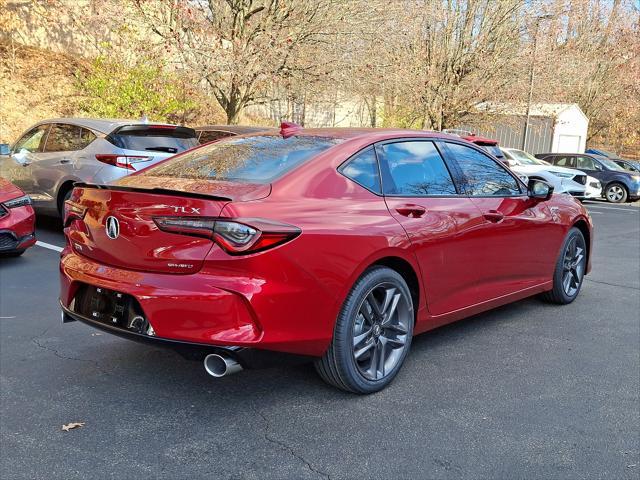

{"left": 140, "top": 135, "right": 342, "bottom": 183}
{"left": 198, "top": 130, "right": 235, "bottom": 144}
{"left": 339, "top": 148, "right": 381, "bottom": 194}
{"left": 445, "top": 142, "right": 521, "bottom": 196}
{"left": 107, "top": 126, "right": 198, "bottom": 154}
{"left": 13, "top": 125, "right": 48, "bottom": 153}
{"left": 576, "top": 156, "right": 596, "bottom": 170}
{"left": 376, "top": 141, "right": 457, "bottom": 196}
{"left": 45, "top": 124, "right": 88, "bottom": 152}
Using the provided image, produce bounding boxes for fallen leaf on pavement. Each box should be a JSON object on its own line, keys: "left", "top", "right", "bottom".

{"left": 62, "top": 422, "right": 85, "bottom": 432}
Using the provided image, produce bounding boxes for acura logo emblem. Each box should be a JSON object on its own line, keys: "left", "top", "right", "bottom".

{"left": 105, "top": 216, "right": 120, "bottom": 239}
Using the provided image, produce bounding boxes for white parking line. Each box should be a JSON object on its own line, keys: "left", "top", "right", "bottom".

{"left": 585, "top": 205, "right": 639, "bottom": 213}
{"left": 35, "top": 241, "right": 64, "bottom": 253}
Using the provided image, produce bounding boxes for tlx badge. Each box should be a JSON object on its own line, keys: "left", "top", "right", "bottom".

{"left": 171, "top": 206, "right": 201, "bottom": 214}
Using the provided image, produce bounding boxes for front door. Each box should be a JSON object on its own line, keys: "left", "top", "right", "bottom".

{"left": 441, "top": 141, "right": 562, "bottom": 300}
{"left": 376, "top": 139, "right": 488, "bottom": 316}
{"left": 2, "top": 124, "right": 49, "bottom": 194}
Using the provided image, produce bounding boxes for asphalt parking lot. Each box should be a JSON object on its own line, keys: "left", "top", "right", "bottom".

{"left": 1, "top": 200, "right": 638, "bottom": 479}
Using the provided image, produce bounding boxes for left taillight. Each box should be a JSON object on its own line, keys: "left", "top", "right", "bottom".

{"left": 153, "top": 217, "right": 301, "bottom": 255}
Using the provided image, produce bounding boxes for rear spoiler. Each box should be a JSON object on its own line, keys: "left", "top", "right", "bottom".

{"left": 72, "top": 183, "right": 232, "bottom": 202}
{"left": 109, "top": 125, "right": 197, "bottom": 139}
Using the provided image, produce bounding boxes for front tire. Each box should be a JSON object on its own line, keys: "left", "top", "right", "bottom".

{"left": 315, "top": 266, "right": 414, "bottom": 394}
{"left": 541, "top": 227, "right": 587, "bottom": 304}
{"left": 604, "top": 183, "right": 628, "bottom": 203}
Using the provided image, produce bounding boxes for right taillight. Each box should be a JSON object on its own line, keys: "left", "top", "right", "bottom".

{"left": 153, "top": 217, "right": 301, "bottom": 255}
{"left": 95, "top": 154, "right": 152, "bottom": 170}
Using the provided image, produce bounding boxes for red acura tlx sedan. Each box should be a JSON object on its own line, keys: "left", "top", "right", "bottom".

{"left": 60, "top": 125, "right": 593, "bottom": 393}
{"left": 0, "top": 178, "right": 36, "bottom": 256}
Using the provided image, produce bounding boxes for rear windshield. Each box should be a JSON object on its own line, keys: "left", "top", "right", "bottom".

{"left": 108, "top": 126, "right": 198, "bottom": 154}
{"left": 139, "top": 135, "right": 342, "bottom": 183}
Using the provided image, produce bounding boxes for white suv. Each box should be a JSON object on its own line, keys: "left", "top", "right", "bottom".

{"left": 501, "top": 148, "right": 602, "bottom": 200}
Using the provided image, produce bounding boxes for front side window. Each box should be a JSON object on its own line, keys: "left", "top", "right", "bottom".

{"left": 376, "top": 141, "right": 457, "bottom": 196}
{"left": 576, "top": 156, "right": 596, "bottom": 170}
{"left": 445, "top": 142, "right": 521, "bottom": 196}
{"left": 13, "top": 125, "right": 48, "bottom": 153}
{"left": 139, "top": 135, "right": 342, "bottom": 184}
{"left": 45, "top": 124, "right": 83, "bottom": 152}
{"left": 339, "top": 147, "right": 381, "bottom": 194}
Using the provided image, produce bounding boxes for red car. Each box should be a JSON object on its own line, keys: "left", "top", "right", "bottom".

{"left": 60, "top": 126, "right": 593, "bottom": 393}
{"left": 0, "top": 178, "right": 36, "bottom": 256}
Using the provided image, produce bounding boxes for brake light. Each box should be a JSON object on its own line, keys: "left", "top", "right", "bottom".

{"left": 95, "top": 154, "right": 152, "bottom": 170}
{"left": 153, "top": 217, "right": 301, "bottom": 255}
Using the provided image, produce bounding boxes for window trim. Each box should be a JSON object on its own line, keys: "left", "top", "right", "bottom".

{"left": 373, "top": 138, "right": 463, "bottom": 198}
{"left": 440, "top": 140, "right": 527, "bottom": 198}
{"left": 337, "top": 146, "right": 384, "bottom": 196}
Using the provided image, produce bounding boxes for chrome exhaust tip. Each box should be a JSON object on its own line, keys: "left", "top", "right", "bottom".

{"left": 203, "top": 353, "right": 243, "bottom": 378}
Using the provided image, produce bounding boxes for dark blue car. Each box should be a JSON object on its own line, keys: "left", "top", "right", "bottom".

{"left": 535, "top": 153, "right": 640, "bottom": 203}
{"left": 586, "top": 149, "right": 640, "bottom": 173}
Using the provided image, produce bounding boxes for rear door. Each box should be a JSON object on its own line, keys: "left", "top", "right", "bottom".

{"left": 442, "top": 141, "right": 562, "bottom": 299}
{"left": 377, "top": 139, "right": 488, "bottom": 316}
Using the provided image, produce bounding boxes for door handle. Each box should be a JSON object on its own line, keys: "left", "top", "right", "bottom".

{"left": 483, "top": 210, "right": 504, "bottom": 223}
{"left": 59, "top": 158, "right": 71, "bottom": 164}
{"left": 395, "top": 204, "right": 426, "bottom": 218}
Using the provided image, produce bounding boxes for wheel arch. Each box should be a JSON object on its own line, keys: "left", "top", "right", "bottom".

{"left": 369, "top": 255, "right": 421, "bottom": 321}
{"left": 56, "top": 179, "right": 77, "bottom": 215}
{"left": 572, "top": 218, "right": 591, "bottom": 267}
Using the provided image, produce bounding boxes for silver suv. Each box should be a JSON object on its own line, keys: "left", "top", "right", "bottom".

{"left": 0, "top": 118, "right": 197, "bottom": 216}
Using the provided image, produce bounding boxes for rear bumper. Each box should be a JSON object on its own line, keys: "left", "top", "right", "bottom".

{"left": 60, "top": 303, "right": 312, "bottom": 368}
{"left": 60, "top": 250, "right": 334, "bottom": 356}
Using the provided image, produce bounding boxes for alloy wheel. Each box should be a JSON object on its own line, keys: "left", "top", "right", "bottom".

{"left": 606, "top": 185, "right": 624, "bottom": 202}
{"left": 351, "top": 282, "right": 411, "bottom": 381}
{"left": 562, "top": 235, "right": 586, "bottom": 297}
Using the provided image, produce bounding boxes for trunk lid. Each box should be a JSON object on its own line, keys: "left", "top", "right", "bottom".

{"left": 66, "top": 178, "right": 269, "bottom": 274}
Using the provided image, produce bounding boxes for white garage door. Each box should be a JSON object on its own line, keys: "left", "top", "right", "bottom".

{"left": 557, "top": 134, "right": 581, "bottom": 153}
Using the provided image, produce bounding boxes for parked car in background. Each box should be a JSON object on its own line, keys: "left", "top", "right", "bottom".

{"left": 501, "top": 147, "right": 598, "bottom": 200}
{"left": 0, "top": 118, "right": 198, "bottom": 217}
{"left": 586, "top": 148, "right": 640, "bottom": 173}
{"left": 194, "top": 125, "right": 274, "bottom": 144}
{"left": 0, "top": 178, "right": 35, "bottom": 257}
{"left": 60, "top": 126, "right": 592, "bottom": 393}
{"left": 536, "top": 152, "right": 640, "bottom": 203}
{"left": 459, "top": 133, "right": 506, "bottom": 160}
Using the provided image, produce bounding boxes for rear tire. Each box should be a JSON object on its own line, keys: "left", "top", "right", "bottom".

{"left": 604, "top": 183, "right": 628, "bottom": 203}
{"left": 315, "top": 266, "right": 414, "bottom": 394}
{"left": 57, "top": 187, "right": 73, "bottom": 217}
{"left": 540, "top": 227, "right": 587, "bottom": 304}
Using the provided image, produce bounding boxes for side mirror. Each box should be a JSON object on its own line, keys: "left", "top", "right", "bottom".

{"left": 528, "top": 179, "right": 554, "bottom": 200}
{"left": 0, "top": 144, "right": 10, "bottom": 155}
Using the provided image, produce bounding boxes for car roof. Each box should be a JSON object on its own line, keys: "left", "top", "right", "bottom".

{"left": 193, "top": 125, "right": 275, "bottom": 134}
{"left": 28, "top": 118, "right": 180, "bottom": 135}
